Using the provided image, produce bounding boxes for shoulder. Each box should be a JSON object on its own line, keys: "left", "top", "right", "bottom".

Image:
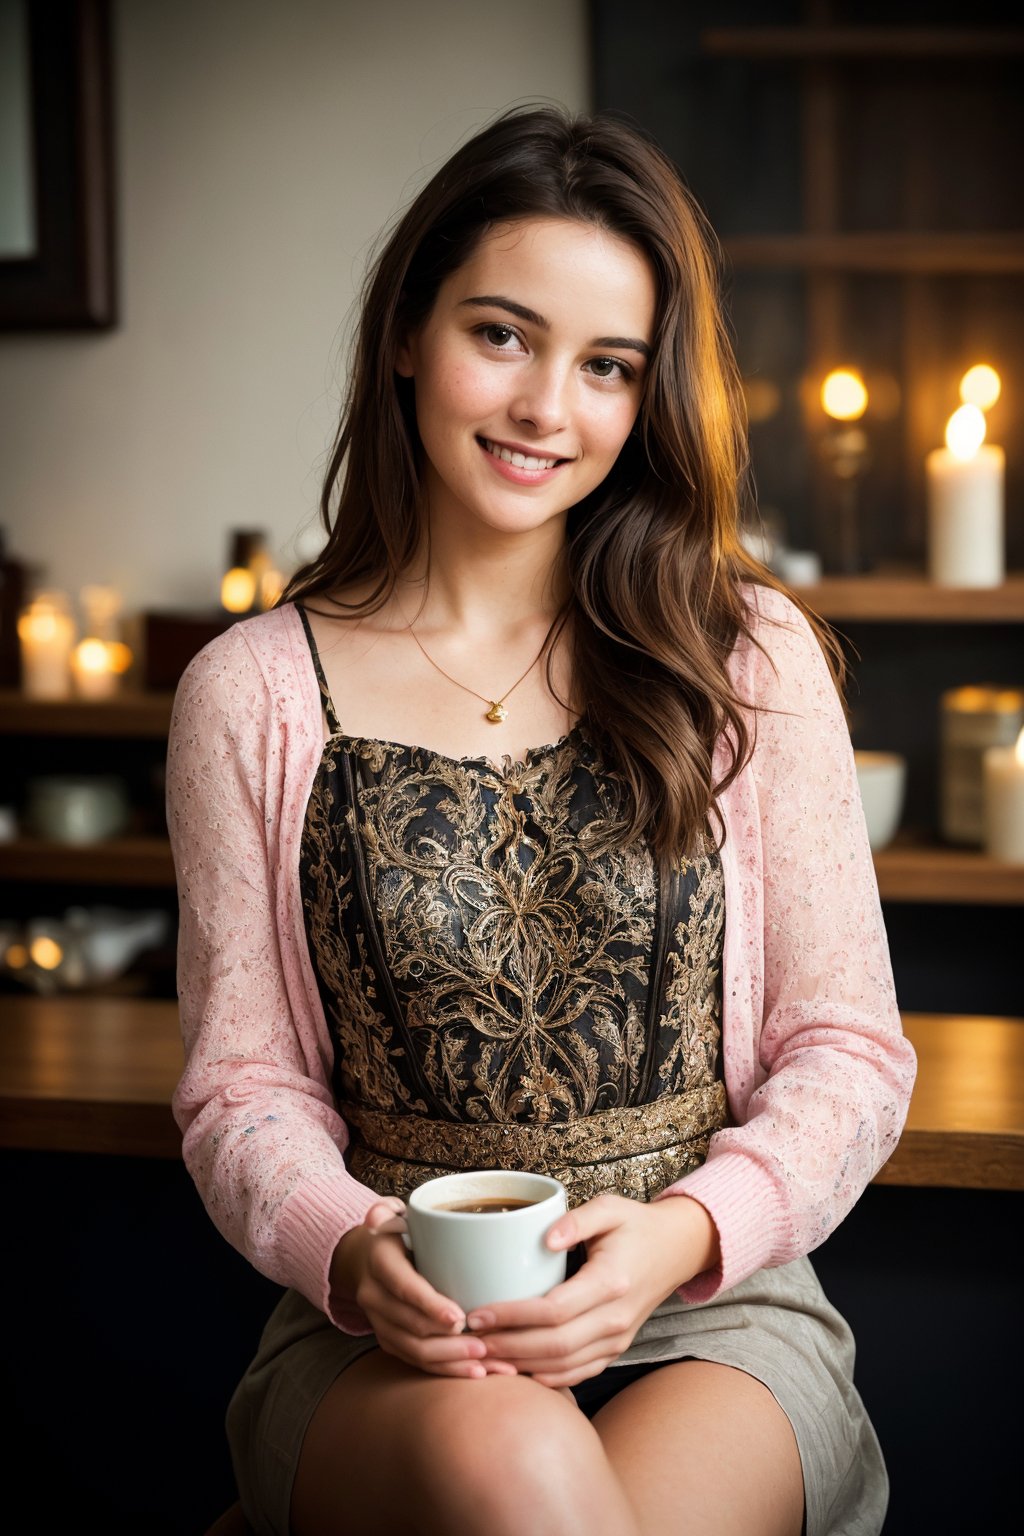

{"left": 169, "top": 604, "right": 312, "bottom": 753}
{"left": 731, "top": 580, "right": 838, "bottom": 715}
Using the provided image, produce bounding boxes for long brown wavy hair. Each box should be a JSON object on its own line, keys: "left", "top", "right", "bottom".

{"left": 281, "top": 103, "right": 843, "bottom": 862}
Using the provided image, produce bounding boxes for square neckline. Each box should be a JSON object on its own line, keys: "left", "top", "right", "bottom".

{"left": 295, "top": 603, "right": 582, "bottom": 776}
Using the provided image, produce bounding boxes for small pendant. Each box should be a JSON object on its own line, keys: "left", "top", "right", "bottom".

{"left": 485, "top": 701, "right": 508, "bottom": 724}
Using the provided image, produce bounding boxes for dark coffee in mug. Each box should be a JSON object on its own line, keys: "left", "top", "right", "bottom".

{"left": 436, "top": 1197, "right": 537, "bottom": 1214}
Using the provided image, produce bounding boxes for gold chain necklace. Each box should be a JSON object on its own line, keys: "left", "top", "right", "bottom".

{"left": 406, "top": 619, "right": 554, "bottom": 724}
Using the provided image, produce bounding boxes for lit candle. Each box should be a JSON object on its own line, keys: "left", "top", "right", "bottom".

{"left": 16, "top": 593, "right": 75, "bottom": 699}
{"left": 72, "top": 637, "right": 118, "bottom": 700}
{"left": 983, "top": 729, "right": 1024, "bottom": 863}
{"left": 221, "top": 566, "right": 257, "bottom": 614}
{"left": 926, "top": 402, "right": 1005, "bottom": 587}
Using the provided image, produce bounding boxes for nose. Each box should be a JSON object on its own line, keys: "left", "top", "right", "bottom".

{"left": 509, "top": 359, "right": 570, "bottom": 438}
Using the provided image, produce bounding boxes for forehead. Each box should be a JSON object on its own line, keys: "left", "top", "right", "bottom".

{"left": 441, "top": 216, "right": 657, "bottom": 331}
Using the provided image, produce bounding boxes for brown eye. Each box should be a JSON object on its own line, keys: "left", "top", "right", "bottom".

{"left": 484, "top": 324, "right": 516, "bottom": 347}
{"left": 587, "top": 357, "right": 630, "bottom": 381}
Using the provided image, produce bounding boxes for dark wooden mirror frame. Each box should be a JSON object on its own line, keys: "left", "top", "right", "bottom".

{"left": 0, "top": 0, "right": 116, "bottom": 330}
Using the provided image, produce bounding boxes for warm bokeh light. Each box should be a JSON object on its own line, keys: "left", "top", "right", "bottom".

{"left": 221, "top": 566, "right": 257, "bottom": 613}
{"left": 107, "top": 641, "right": 133, "bottom": 674}
{"left": 959, "top": 364, "right": 1001, "bottom": 412}
{"left": 821, "top": 369, "right": 868, "bottom": 421}
{"left": 17, "top": 605, "right": 63, "bottom": 644}
{"left": 74, "top": 637, "right": 113, "bottom": 676}
{"left": 1017, "top": 727, "right": 1024, "bottom": 768}
{"left": 945, "top": 403, "right": 987, "bottom": 460}
{"left": 29, "top": 935, "right": 63, "bottom": 970}
{"left": 4, "top": 943, "right": 29, "bottom": 969}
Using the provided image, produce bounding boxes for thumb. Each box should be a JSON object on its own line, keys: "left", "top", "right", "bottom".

{"left": 364, "top": 1197, "right": 406, "bottom": 1232}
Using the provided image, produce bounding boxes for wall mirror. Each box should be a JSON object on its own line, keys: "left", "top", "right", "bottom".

{"left": 0, "top": 0, "right": 116, "bottom": 329}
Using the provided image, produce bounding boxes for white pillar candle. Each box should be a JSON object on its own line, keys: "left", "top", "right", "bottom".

{"left": 983, "top": 730, "right": 1024, "bottom": 863}
{"left": 72, "top": 637, "right": 119, "bottom": 700}
{"left": 16, "top": 594, "right": 75, "bottom": 699}
{"left": 926, "top": 444, "right": 1005, "bottom": 586}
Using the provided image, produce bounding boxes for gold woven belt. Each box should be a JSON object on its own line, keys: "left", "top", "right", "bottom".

{"left": 342, "top": 1081, "right": 728, "bottom": 1206}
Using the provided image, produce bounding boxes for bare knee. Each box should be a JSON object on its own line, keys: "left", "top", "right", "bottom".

{"left": 294, "top": 1358, "right": 639, "bottom": 1536}
{"left": 412, "top": 1376, "right": 633, "bottom": 1536}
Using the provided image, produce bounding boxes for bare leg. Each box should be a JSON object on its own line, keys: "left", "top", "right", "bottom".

{"left": 593, "top": 1359, "right": 805, "bottom": 1536}
{"left": 291, "top": 1350, "right": 642, "bottom": 1536}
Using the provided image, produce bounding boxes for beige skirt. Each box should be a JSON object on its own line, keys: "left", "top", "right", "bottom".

{"left": 225, "top": 1254, "right": 887, "bottom": 1536}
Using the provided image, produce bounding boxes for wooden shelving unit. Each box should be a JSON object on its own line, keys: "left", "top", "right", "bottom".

{"left": 0, "top": 689, "right": 175, "bottom": 737}
{"left": 3, "top": 996, "right": 1019, "bottom": 1186}
{"left": 700, "top": 27, "right": 1024, "bottom": 60}
{"left": 796, "top": 572, "right": 1024, "bottom": 622}
{"left": 873, "top": 836, "right": 1024, "bottom": 906}
{"left": 724, "top": 232, "right": 1024, "bottom": 274}
{"left": 0, "top": 836, "right": 175, "bottom": 887}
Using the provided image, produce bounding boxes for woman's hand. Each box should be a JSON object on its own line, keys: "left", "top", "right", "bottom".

{"left": 329, "top": 1198, "right": 518, "bottom": 1380}
{"left": 467, "top": 1192, "right": 720, "bottom": 1389}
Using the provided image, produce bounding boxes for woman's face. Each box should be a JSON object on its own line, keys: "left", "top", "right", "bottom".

{"left": 397, "top": 216, "right": 656, "bottom": 544}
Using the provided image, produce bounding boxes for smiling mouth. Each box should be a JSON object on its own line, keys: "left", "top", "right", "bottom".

{"left": 480, "top": 437, "right": 567, "bottom": 471}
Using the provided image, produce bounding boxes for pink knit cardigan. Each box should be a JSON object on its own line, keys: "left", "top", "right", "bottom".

{"left": 167, "top": 589, "right": 916, "bottom": 1332}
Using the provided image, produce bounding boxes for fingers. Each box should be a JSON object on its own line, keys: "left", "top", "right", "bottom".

{"left": 543, "top": 1192, "right": 629, "bottom": 1252}
{"left": 363, "top": 1228, "right": 465, "bottom": 1332}
{"left": 355, "top": 1219, "right": 521, "bottom": 1379}
{"left": 477, "top": 1297, "right": 634, "bottom": 1377}
{"left": 363, "top": 1197, "right": 407, "bottom": 1230}
{"left": 466, "top": 1252, "right": 628, "bottom": 1337}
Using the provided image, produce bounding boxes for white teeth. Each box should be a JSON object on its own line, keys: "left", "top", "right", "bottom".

{"left": 483, "top": 438, "right": 559, "bottom": 471}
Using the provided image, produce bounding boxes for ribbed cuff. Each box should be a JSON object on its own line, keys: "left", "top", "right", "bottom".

{"left": 655, "top": 1150, "right": 787, "bottom": 1301}
{"left": 273, "top": 1174, "right": 380, "bottom": 1333}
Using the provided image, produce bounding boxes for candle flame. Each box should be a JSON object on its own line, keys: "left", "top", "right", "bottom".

{"left": 74, "top": 637, "right": 113, "bottom": 675}
{"left": 221, "top": 566, "right": 257, "bottom": 613}
{"left": 29, "top": 935, "right": 63, "bottom": 971}
{"left": 959, "top": 364, "right": 1001, "bottom": 412}
{"left": 821, "top": 369, "right": 868, "bottom": 422}
{"left": 945, "top": 403, "right": 986, "bottom": 460}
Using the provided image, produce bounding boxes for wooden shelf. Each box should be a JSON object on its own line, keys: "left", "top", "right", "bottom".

{"left": 795, "top": 573, "right": 1024, "bottom": 622}
{"left": 0, "top": 836, "right": 175, "bottom": 887}
{"left": 0, "top": 995, "right": 182, "bottom": 1158}
{"left": 701, "top": 28, "right": 1024, "bottom": 60}
{"left": 0, "top": 690, "right": 175, "bottom": 738}
{"left": 873, "top": 836, "right": 1024, "bottom": 906}
{"left": 0, "top": 999, "right": 1019, "bottom": 1186}
{"left": 723, "top": 231, "right": 1024, "bottom": 274}
{"left": 873, "top": 1013, "right": 1024, "bottom": 1192}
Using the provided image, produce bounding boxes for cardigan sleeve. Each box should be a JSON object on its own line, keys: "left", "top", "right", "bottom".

{"left": 661, "top": 587, "right": 917, "bottom": 1298}
{"left": 166, "top": 627, "right": 378, "bottom": 1330}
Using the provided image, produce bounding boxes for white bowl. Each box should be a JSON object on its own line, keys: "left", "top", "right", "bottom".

{"left": 854, "top": 751, "right": 907, "bottom": 851}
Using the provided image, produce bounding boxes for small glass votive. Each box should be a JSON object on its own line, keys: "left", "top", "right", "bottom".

{"left": 940, "top": 686, "right": 1024, "bottom": 846}
{"left": 17, "top": 592, "right": 76, "bottom": 699}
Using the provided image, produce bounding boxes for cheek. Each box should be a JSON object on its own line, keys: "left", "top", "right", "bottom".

{"left": 587, "top": 396, "right": 641, "bottom": 459}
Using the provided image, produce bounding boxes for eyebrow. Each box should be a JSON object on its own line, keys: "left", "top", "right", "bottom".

{"left": 459, "top": 295, "right": 652, "bottom": 361}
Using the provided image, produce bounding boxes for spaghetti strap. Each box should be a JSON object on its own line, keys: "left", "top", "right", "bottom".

{"left": 296, "top": 605, "right": 341, "bottom": 735}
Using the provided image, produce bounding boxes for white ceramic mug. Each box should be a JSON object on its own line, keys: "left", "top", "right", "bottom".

{"left": 404, "top": 1168, "right": 568, "bottom": 1314}
{"left": 854, "top": 751, "right": 907, "bottom": 851}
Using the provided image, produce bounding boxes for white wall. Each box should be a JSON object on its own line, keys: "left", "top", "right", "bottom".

{"left": 0, "top": 0, "right": 588, "bottom": 615}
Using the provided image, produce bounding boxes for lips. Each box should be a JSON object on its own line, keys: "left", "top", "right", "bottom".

{"left": 480, "top": 437, "right": 567, "bottom": 471}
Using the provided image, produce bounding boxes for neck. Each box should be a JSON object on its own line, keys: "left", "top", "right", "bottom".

{"left": 400, "top": 508, "right": 568, "bottom": 637}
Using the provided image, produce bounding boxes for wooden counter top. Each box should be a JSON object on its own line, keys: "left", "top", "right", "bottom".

{"left": 1, "top": 998, "right": 1021, "bottom": 1187}
{"left": 0, "top": 995, "right": 183, "bottom": 1158}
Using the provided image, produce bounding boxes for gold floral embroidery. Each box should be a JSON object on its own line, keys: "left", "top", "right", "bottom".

{"left": 299, "top": 729, "right": 726, "bottom": 1199}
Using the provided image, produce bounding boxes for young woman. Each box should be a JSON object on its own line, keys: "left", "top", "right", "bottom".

{"left": 167, "top": 105, "right": 916, "bottom": 1536}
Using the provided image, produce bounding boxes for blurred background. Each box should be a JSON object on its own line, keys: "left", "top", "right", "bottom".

{"left": 1, "top": 3, "right": 1020, "bottom": 1533}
